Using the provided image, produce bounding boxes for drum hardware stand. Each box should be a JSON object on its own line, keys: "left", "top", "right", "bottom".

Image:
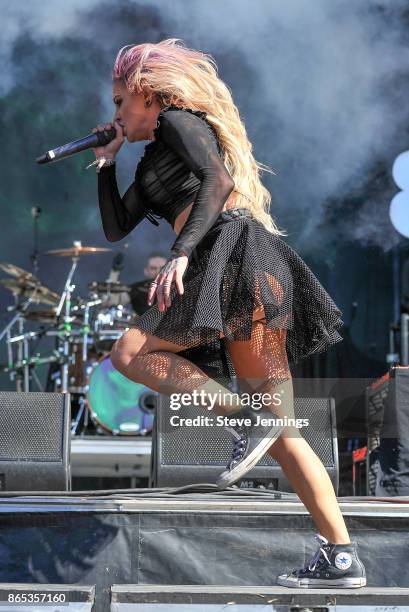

{"left": 30, "top": 368, "right": 43, "bottom": 391}
{"left": 0, "top": 297, "right": 34, "bottom": 391}
{"left": 67, "top": 300, "right": 96, "bottom": 435}
{"left": 386, "top": 316, "right": 409, "bottom": 367}
{"left": 5, "top": 329, "right": 56, "bottom": 392}
{"left": 73, "top": 298, "right": 101, "bottom": 363}
{"left": 0, "top": 296, "right": 34, "bottom": 342}
{"left": 401, "top": 313, "right": 409, "bottom": 365}
{"left": 70, "top": 395, "right": 90, "bottom": 435}
{"left": 386, "top": 322, "right": 400, "bottom": 366}
{"left": 0, "top": 260, "right": 61, "bottom": 388}
{"left": 82, "top": 303, "right": 90, "bottom": 363}
{"left": 55, "top": 245, "right": 81, "bottom": 393}
{"left": 7, "top": 329, "right": 39, "bottom": 392}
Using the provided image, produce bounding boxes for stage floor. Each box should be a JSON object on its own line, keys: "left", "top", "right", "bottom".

{"left": 0, "top": 489, "right": 408, "bottom": 611}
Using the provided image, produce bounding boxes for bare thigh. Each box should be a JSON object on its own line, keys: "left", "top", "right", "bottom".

{"left": 225, "top": 319, "right": 304, "bottom": 456}
{"left": 110, "top": 327, "right": 190, "bottom": 367}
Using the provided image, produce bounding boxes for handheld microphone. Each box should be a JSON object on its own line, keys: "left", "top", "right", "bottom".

{"left": 36, "top": 126, "right": 117, "bottom": 164}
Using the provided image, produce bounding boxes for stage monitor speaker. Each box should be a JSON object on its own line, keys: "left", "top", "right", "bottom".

{"left": 366, "top": 366, "right": 409, "bottom": 496}
{"left": 150, "top": 396, "right": 338, "bottom": 493}
{"left": 365, "top": 370, "right": 389, "bottom": 495}
{"left": 0, "top": 392, "right": 71, "bottom": 491}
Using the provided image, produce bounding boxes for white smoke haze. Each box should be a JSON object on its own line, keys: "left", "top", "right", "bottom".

{"left": 2, "top": 0, "right": 409, "bottom": 254}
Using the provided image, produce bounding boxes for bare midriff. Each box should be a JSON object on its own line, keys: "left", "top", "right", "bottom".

{"left": 173, "top": 190, "right": 242, "bottom": 236}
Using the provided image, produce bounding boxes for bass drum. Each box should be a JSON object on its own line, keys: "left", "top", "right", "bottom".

{"left": 86, "top": 353, "right": 156, "bottom": 435}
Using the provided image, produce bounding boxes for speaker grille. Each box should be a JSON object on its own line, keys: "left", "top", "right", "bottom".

{"left": 159, "top": 397, "right": 334, "bottom": 467}
{"left": 0, "top": 393, "right": 64, "bottom": 461}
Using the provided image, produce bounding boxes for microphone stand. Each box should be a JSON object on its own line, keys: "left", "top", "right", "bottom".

{"left": 30, "top": 207, "right": 42, "bottom": 275}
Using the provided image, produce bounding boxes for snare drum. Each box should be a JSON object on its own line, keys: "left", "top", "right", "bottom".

{"left": 94, "top": 305, "right": 133, "bottom": 331}
{"left": 86, "top": 353, "right": 156, "bottom": 435}
{"left": 92, "top": 305, "right": 134, "bottom": 353}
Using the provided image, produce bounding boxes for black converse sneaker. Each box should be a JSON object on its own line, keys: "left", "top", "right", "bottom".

{"left": 216, "top": 406, "right": 284, "bottom": 489}
{"left": 277, "top": 533, "right": 367, "bottom": 588}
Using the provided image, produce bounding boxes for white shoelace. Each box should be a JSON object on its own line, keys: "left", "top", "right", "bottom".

{"left": 303, "top": 534, "right": 331, "bottom": 572}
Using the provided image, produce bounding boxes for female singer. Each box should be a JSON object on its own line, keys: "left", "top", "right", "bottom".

{"left": 91, "top": 39, "right": 366, "bottom": 588}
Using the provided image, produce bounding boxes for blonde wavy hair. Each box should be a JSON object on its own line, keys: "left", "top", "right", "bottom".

{"left": 113, "top": 38, "right": 287, "bottom": 236}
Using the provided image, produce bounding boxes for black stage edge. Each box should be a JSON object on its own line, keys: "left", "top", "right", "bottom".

{"left": 111, "top": 584, "right": 409, "bottom": 609}
{"left": 0, "top": 489, "right": 408, "bottom": 611}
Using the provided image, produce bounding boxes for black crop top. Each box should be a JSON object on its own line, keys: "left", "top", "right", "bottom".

{"left": 97, "top": 106, "right": 235, "bottom": 259}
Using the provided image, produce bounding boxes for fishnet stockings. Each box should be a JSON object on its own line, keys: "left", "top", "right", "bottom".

{"left": 113, "top": 319, "right": 293, "bottom": 417}
{"left": 226, "top": 321, "right": 301, "bottom": 438}
{"left": 115, "top": 341, "right": 241, "bottom": 415}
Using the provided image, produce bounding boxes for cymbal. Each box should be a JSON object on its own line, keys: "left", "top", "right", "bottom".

{"left": 45, "top": 246, "right": 112, "bottom": 257}
{"left": 0, "top": 278, "right": 60, "bottom": 306}
{"left": 32, "top": 285, "right": 60, "bottom": 306}
{"left": 0, "top": 279, "right": 43, "bottom": 295}
{"left": 0, "top": 262, "right": 38, "bottom": 281}
{"left": 89, "top": 281, "right": 131, "bottom": 294}
{"left": 24, "top": 309, "right": 58, "bottom": 323}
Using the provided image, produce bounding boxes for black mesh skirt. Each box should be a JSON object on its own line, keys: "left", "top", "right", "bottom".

{"left": 133, "top": 208, "right": 344, "bottom": 364}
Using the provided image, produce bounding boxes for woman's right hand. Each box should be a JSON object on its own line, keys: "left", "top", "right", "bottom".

{"left": 92, "top": 119, "right": 125, "bottom": 160}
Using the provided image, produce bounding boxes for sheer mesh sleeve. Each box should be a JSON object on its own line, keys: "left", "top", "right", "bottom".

{"left": 97, "top": 163, "right": 156, "bottom": 242}
{"left": 156, "top": 109, "right": 235, "bottom": 259}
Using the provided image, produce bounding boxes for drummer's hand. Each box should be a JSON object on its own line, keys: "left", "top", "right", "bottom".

{"left": 91, "top": 120, "right": 125, "bottom": 159}
{"left": 147, "top": 255, "right": 188, "bottom": 311}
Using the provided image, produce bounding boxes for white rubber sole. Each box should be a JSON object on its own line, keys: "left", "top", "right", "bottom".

{"left": 216, "top": 425, "right": 284, "bottom": 489}
{"left": 277, "top": 575, "right": 367, "bottom": 588}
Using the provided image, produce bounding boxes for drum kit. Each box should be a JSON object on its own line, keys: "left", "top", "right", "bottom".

{"left": 0, "top": 242, "right": 157, "bottom": 437}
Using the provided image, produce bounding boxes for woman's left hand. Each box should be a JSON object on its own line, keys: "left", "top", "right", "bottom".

{"left": 147, "top": 255, "right": 189, "bottom": 311}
